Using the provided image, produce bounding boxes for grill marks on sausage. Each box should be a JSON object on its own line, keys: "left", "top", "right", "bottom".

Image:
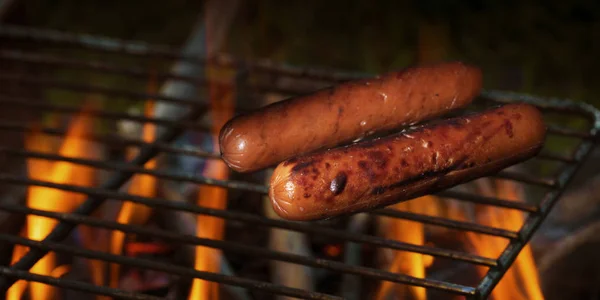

{"left": 504, "top": 120, "right": 514, "bottom": 138}
{"left": 358, "top": 161, "right": 369, "bottom": 170}
{"left": 333, "top": 119, "right": 340, "bottom": 134}
{"left": 355, "top": 150, "right": 390, "bottom": 183}
{"left": 310, "top": 167, "right": 319, "bottom": 180}
{"left": 367, "top": 151, "right": 388, "bottom": 168}
{"left": 367, "top": 115, "right": 516, "bottom": 196}
{"left": 291, "top": 161, "right": 314, "bottom": 173}
{"left": 283, "top": 157, "right": 298, "bottom": 166}
{"left": 290, "top": 158, "right": 323, "bottom": 192}
{"left": 357, "top": 160, "right": 376, "bottom": 182}
{"left": 371, "top": 157, "right": 470, "bottom": 195}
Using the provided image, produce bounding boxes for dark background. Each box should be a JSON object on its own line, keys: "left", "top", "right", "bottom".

{"left": 3, "top": 0, "right": 599, "bottom": 107}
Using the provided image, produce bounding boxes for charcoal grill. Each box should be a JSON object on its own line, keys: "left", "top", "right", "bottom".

{"left": 0, "top": 24, "right": 598, "bottom": 300}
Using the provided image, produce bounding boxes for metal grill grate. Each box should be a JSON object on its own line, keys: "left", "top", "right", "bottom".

{"left": 0, "top": 25, "right": 598, "bottom": 300}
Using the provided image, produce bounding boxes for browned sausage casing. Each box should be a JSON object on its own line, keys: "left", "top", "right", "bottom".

{"left": 269, "top": 103, "right": 546, "bottom": 221}
{"left": 219, "top": 62, "right": 483, "bottom": 172}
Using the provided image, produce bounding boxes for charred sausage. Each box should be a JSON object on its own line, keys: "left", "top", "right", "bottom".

{"left": 269, "top": 103, "right": 546, "bottom": 221}
{"left": 219, "top": 62, "right": 483, "bottom": 172}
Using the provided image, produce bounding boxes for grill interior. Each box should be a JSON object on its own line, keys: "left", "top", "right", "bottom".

{"left": 0, "top": 25, "right": 598, "bottom": 300}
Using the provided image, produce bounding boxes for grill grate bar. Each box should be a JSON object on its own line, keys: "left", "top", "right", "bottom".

{"left": 0, "top": 73, "right": 200, "bottom": 107}
{"left": 0, "top": 147, "right": 268, "bottom": 193}
{"left": 0, "top": 48, "right": 205, "bottom": 85}
{"left": 493, "top": 171, "right": 557, "bottom": 188}
{"left": 546, "top": 125, "right": 595, "bottom": 139}
{"left": 0, "top": 95, "right": 209, "bottom": 131}
{"left": 0, "top": 120, "right": 220, "bottom": 159}
{"left": 0, "top": 73, "right": 261, "bottom": 113}
{"left": 372, "top": 208, "right": 518, "bottom": 239}
{"left": 0, "top": 49, "right": 306, "bottom": 97}
{"left": 536, "top": 152, "right": 578, "bottom": 163}
{"left": 0, "top": 234, "right": 341, "bottom": 300}
{"left": 437, "top": 190, "right": 538, "bottom": 213}
{"left": 0, "top": 25, "right": 363, "bottom": 83}
{"left": 0, "top": 267, "right": 162, "bottom": 300}
{"left": 481, "top": 90, "right": 600, "bottom": 121}
{"left": 0, "top": 174, "right": 498, "bottom": 267}
{"left": 0, "top": 103, "right": 208, "bottom": 292}
{"left": 0, "top": 203, "right": 477, "bottom": 296}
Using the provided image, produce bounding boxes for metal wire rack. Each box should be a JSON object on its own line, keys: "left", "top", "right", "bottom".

{"left": 0, "top": 24, "right": 598, "bottom": 300}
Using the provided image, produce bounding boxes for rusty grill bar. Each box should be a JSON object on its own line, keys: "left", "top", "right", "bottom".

{"left": 0, "top": 24, "right": 598, "bottom": 300}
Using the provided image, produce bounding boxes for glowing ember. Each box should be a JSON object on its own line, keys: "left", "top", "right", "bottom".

{"left": 189, "top": 83, "right": 235, "bottom": 300}
{"left": 126, "top": 242, "right": 171, "bottom": 257}
{"left": 20, "top": 108, "right": 96, "bottom": 300}
{"left": 324, "top": 244, "right": 342, "bottom": 257}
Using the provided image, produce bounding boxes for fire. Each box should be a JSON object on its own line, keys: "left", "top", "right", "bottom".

{"left": 376, "top": 196, "right": 439, "bottom": 300}
{"left": 109, "top": 80, "right": 158, "bottom": 290}
{"left": 8, "top": 108, "right": 96, "bottom": 300}
{"left": 7, "top": 230, "right": 28, "bottom": 300}
{"left": 376, "top": 179, "right": 544, "bottom": 300}
{"left": 465, "top": 179, "right": 544, "bottom": 300}
{"left": 189, "top": 83, "right": 235, "bottom": 300}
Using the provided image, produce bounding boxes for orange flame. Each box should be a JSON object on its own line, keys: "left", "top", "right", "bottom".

{"left": 189, "top": 83, "right": 235, "bottom": 300}
{"left": 376, "top": 196, "right": 439, "bottom": 300}
{"left": 466, "top": 179, "right": 544, "bottom": 300}
{"left": 109, "top": 84, "right": 157, "bottom": 290}
{"left": 7, "top": 229, "right": 29, "bottom": 300}
{"left": 14, "top": 108, "right": 96, "bottom": 300}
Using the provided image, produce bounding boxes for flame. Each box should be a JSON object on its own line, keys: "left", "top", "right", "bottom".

{"left": 109, "top": 92, "right": 157, "bottom": 289}
{"left": 7, "top": 229, "right": 28, "bottom": 300}
{"left": 376, "top": 196, "right": 439, "bottom": 300}
{"left": 189, "top": 83, "right": 235, "bottom": 300}
{"left": 465, "top": 179, "right": 544, "bottom": 300}
{"left": 15, "top": 108, "right": 96, "bottom": 300}
{"left": 50, "top": 265, "right": 71, "bottom": 278}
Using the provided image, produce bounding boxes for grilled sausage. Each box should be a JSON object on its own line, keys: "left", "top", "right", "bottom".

{"left": 269, "top": 103, "right": 546, "bottom": 221}
{"left": 219, "top": 62, "right": 483, "bottom": 172}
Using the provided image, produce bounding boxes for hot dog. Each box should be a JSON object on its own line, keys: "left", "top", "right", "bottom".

{"left": 269, "top": 103, "right": 546, "bottom": 221}
{"left": 219, "top": 62, "right": 483, "bottom": 173}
